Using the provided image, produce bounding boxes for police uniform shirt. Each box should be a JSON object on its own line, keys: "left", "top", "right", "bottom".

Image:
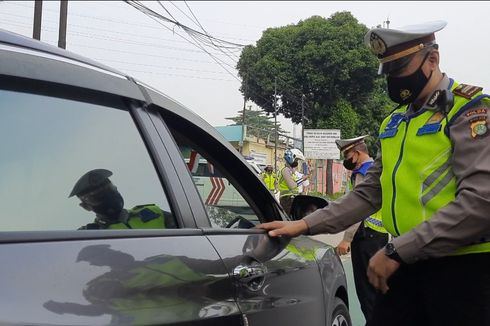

{"left": 342, "top": 158, "right": 375, "bottom": 243}
{"left": 303, "top": 74, "right": 490, "bottom": 264}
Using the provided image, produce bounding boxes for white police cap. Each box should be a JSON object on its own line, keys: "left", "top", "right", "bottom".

{"left": 364, "top": 21, "right": 447, "bottom": 74}
{"left": 335, "top": 135, "right": 369, "bottom": 153}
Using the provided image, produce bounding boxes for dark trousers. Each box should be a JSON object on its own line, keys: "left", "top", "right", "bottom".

{"left": 367, "top": 252, "right": 490, "bottom": 326}
{"left": 351, "top": 226, "right": 389, "bottom": 323}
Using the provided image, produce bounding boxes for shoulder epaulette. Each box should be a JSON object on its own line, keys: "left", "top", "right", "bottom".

{"left": 453, "top": 83, "right": 483, "bottom": 99}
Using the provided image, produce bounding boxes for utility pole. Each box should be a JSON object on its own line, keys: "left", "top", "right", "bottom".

{"left": 240, "top": 97, "right": 246, "bottom": 154}
{"left": 33, "top": 0, "right": 43, "bottom": 40}
{"left": 301, "top": 94, "right": 305, "bottom": 153}
{"left": 273, "top": 77, "right": 278, "bottom": 174}
{"left": 58, "top": 0, "right": 68, "bottom": 49}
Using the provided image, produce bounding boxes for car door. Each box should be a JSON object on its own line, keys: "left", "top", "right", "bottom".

{"left": 149, "top": 97, "right": 329, "bottom": 326}
{"left": 0, "top": 73, "right": 242, "bottom": 326}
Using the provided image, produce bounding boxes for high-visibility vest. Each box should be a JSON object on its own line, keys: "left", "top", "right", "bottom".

{"left": 261, "top": 172, "right": 276, "bottom": 191}
{"left": 379, "top": 79, "right": 490, "bottom": 256}
{"left": 278, "top": 166, "right": 299, "bottom": 197}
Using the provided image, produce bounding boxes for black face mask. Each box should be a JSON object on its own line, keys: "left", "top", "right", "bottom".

{"left": 290, "top": 161, "right": 299, "bottom": 168}
{"left": 387, "top": 52, "right": 432, "bottom": 105}
{"left": 343, "top": 157, "right": 357, "bottom": 171}
{"left": 80, "top": 185, "right": 124, "bottom": 220}
{"left": 92, "top": 191, "right": 124, "bottom": 220}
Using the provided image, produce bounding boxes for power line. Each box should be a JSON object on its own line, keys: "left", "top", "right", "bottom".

{"left": 91, "top": 57, "right": 230, "bottom": 75}
{"left": 3, "top": 1, "right": 257, "bottom": 42}
{"left": 124, "top": 1, "right": 240, "bottom": 80}
{"left": 182, "top": 1, "right": 240, "bottom": 61}
{"left": 70, "top": 43, "right": 215, "bottom": 63}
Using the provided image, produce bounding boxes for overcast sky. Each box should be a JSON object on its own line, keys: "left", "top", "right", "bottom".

{"left": 1, "top": 1, "right": 489, "bottom": 136}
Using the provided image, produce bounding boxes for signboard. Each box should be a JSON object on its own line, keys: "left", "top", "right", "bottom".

{"left": 250, "top": 152, "right": 268, "bottom": 165}
{"left": 304, "top": 129, "right": 341, "bottom": 159}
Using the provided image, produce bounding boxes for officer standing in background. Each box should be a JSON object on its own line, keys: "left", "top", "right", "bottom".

{"left": 258, "top": 21, "right": 490, "bottom": 325}
{"left": 70, "top": 169, "right": 174, "bottom": 229}
{"left": 335, "top": 135, "right": 388, "bottom": 323}
{"left": 261, "top": 164, "right": 278, "bottom": 193}
{"left": 277, "top": 148, "right": 308, "bottom": 215}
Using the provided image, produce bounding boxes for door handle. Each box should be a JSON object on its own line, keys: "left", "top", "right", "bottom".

{"left": 233, "top": 263, "right": 267, "bottom": 291}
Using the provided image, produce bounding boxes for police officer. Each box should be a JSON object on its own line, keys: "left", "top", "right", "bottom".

{"left": 70, "top": 169, "right": 173, "bottom": 229}
{"left": 278, "top": 148, "right": 308, "bottom": 215}
{"left": 261, "top": 164, "right": 277, "bottom": 193}
{"left": 258, "top": 21, "right": 490, "bottom": 325}
{"left": 335, "top": 135, "right": 388, "bottom": 322}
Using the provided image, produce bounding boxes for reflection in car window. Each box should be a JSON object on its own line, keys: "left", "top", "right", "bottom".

{"left": 0, "top": 89, "right": 175, "bottom": 231}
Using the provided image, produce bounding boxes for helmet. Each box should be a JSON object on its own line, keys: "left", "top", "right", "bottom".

{"left": 265, "top": 165, "right": 273, "bottom": 172}
{"left": 284, "top": 148, "right": 305, "bottom": 165}
{"left": 290, "top": 148, "right": 305, "bottom": 161}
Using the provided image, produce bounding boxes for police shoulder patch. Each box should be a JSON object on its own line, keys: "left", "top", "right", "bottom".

{"left": 469, "top": 117, "right": 488, "bottom": 139}
{"left": 453, "top": 84, "right": 483, "bottom": 99}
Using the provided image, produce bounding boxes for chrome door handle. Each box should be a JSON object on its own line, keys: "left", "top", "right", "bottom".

{"left": 233, "top": 263, "right": 267, "bottom": 291}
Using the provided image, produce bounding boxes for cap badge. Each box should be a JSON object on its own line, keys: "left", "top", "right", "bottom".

{"left": 369, "top": 32, "right": 387, "bottom": 56}
{"left": 400, "top": 89, "right": 412, "bottom": 100}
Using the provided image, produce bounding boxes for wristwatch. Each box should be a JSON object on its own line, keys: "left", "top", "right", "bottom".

{"left": 384, "top": 242, "right": 404, "bottom": 264}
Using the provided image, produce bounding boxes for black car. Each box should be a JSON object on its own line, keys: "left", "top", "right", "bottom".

{"left": 0, "top": 29, "right": 350, "bottom": 326}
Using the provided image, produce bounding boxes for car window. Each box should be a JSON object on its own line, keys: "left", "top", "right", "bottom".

{"left": 176, "top": 142, "right": 260, "bottom": 229}
{"left": 0, "top": 89, "right": 175, "bottom": 231}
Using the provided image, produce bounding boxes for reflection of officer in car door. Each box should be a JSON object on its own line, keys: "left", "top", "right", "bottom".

{"left": 43, "top": 244, "right": 232, "bottom": 324}
{"left": 43, "top": 236, "right": 283, "bottom": 324}
{"left": 70, "top": 169, "right": 175, "bottom": 229}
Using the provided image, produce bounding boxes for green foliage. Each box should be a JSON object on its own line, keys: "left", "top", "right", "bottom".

{"left": 237, "top": 11, "right": 393, "bottom": 150}
{"left": 226, "top": 108, "right": 286, "bottom": 139}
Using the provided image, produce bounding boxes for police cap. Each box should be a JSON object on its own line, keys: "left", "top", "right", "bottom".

{"left": 69, "top": 169, "right": 113, "bottom": 198}
{"left": 335, "top": 135, "right": 369, "bottom": 154}
{"left": 364, "top": 21, "right": 446, "bottom": 74}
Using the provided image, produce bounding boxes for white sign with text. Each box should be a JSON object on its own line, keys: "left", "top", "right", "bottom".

{"left": 304, "top": 129, "right": 341, "bottom": 159}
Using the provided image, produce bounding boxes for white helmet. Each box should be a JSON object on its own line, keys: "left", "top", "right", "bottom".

{"left": 284, "top": 148, "right": 305, "bottom": 165}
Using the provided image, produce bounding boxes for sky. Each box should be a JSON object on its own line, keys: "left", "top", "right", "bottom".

{"left": 1, "top": 1, "right": 489, "bottom": 137}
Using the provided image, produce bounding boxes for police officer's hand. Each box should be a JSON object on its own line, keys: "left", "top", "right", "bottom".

{"left": 367, "top": 249, "right": 400, "bottom": 294}
{"left": 256, "top": 220, "right": 308, "bottom": 238}
{"left": 336, "top": 240, "right": 351, "bottom": 255}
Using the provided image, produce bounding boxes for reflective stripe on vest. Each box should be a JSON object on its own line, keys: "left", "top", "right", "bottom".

{"left": 379, "top": 80, "right": 490, "bottom": 255}
{"left": 364, "top": 210, "right": 387, "bottom": 234}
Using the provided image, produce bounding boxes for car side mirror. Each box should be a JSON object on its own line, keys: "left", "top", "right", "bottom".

{"left": 290, "top": 195, "right": 328, "bottom": 220}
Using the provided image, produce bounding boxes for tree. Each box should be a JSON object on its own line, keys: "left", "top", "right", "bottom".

{"left": 237, "top": 11, "right": 391, "bottom": 147}
{"left": 226, "top": 107, "right": 287, "bottom": 140}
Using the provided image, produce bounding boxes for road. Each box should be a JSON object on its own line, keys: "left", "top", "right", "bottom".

{"left": 313, "top": 234, "right": 365, "bottom": 326}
